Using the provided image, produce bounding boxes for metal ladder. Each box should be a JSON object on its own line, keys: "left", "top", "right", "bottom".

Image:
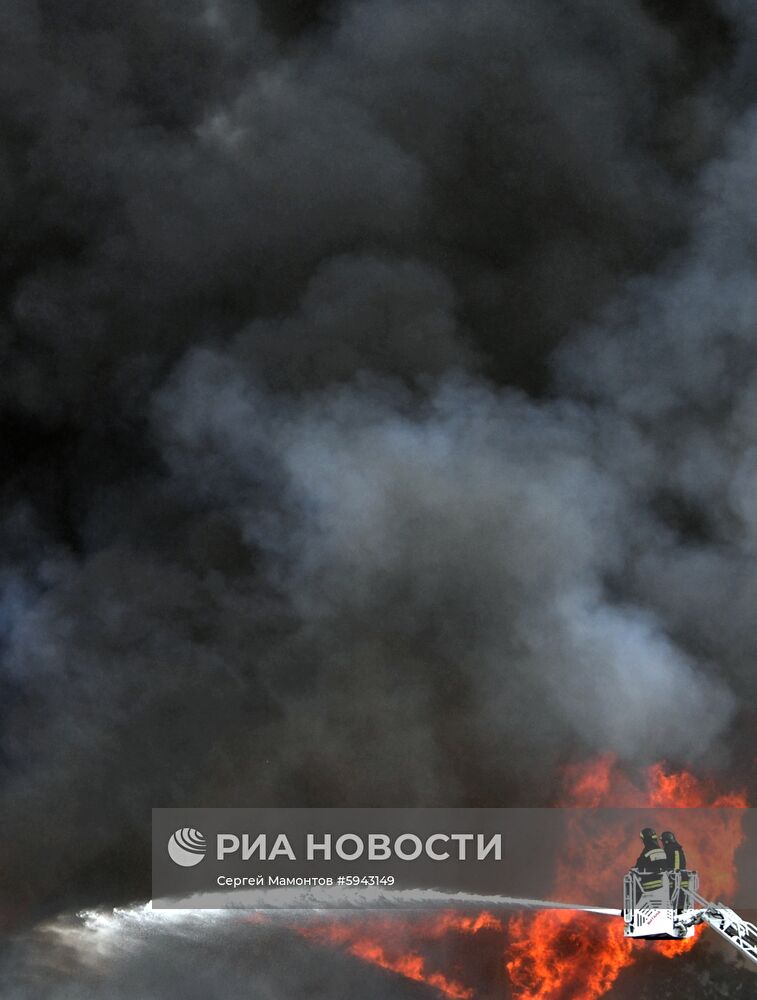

{"left": 678, "top": 890, "right": 757, "bottom": 967}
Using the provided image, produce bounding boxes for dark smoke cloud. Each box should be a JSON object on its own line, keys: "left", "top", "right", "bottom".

{"left": 1, "top": 0, "right": 756, "bottom": 995}
{"left": 0, "top": 0, "right": 709, "bottom": 423}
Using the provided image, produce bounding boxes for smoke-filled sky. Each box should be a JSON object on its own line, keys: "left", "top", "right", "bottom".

{"left": 3, "top": 0, "right": 757, "bottom": 995}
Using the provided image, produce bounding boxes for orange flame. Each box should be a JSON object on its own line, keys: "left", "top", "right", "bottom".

{"left": 299, "top": 911, "right": 502, "bottom": 999}
{"left": 507, "top": 908, "right": 632, "bottom": 1000}
{"left": 506, "top": 756, "right": 747, "bottom": 999}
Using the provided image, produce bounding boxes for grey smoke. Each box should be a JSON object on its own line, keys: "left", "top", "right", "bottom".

{"left": 1, "top": 907, "right": 430, "bottom": 999}
{"left": 1, "top": 0, "right": 757, "bottom": 996}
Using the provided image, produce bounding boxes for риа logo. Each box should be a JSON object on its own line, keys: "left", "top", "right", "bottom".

{"left": 167, "top": 828, "right": 207, "bottom": 867}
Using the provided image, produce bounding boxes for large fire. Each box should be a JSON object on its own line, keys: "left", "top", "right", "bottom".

{"left": 295, "top": 756, "right": 747, "bottom": 999}
{"left": 506, "top": 756, "right": 748, "bottom": 999}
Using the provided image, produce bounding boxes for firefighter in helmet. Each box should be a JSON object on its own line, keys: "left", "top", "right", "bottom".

{"left": 661, "top": 830, "right": 688, "bottom": 910}
{"left": 635, "top": 827, "right": 667, "bottom": 894}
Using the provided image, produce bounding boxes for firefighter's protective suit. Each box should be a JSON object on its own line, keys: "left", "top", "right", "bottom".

{"left": 661, "top": 830, "right": 688, "bottom": 910}
{"left": 635, "top": 828, "right": 667, "bottom": 894}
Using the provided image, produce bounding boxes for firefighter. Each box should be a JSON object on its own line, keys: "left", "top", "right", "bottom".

{"left": 635, "top": 827, "right": 667, "bottom": 895}
{"left": 661, "top": 830, "right": 688, "bottom": 910}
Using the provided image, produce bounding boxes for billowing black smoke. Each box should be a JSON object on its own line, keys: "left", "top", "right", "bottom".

{"left": 2, "top": 0, "right": 757, "bottom": 994}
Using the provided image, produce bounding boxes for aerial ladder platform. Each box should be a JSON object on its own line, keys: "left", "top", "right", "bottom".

{"left": 622, "top": 868, "right": 757, "bottom": 967}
